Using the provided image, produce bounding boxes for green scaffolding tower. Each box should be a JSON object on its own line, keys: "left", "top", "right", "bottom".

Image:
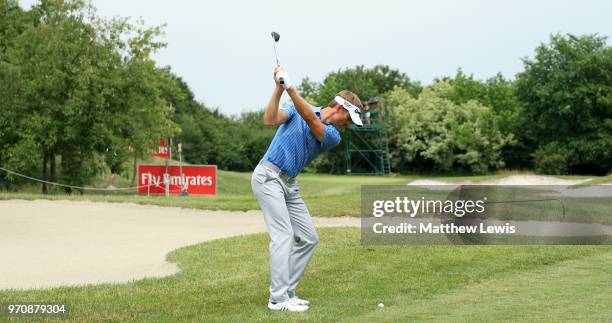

{"left": 344, "top": 97, "right": 391, "bottom": 176}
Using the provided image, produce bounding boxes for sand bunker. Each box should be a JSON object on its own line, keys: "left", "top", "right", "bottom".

{"left": 0, "top": 200, "right": 358, "bottom": 291}
{"left": 409, "top": 175, "right": 591, "bottom": 186}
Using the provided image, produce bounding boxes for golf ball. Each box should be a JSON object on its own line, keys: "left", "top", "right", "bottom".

{"left": 378, "top": 303, "right": 384, "bottom": 308}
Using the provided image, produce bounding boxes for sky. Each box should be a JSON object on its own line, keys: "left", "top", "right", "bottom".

{"left": 19, "top": 0, "right": 612, "bottom": 115}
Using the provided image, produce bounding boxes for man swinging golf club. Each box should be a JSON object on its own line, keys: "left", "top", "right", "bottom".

{"left": 251, "top": 66, "right": 363, "bottom": 312}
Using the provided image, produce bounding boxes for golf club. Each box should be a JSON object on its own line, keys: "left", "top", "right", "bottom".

{"left": 270, "top": 31, "right": 284, "bottom": 85}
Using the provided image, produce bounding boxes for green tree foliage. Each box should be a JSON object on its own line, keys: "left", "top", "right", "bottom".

{"left": 442, "top": 69, "right": 529, "bottom": 168}
{"left": 386, "top": 82, "right": 511, "bottom": 174}
{"left": 0, "top": 0, "right": 178, "bottom": 192}
{"left": 302, "top": 65, "right": 422, "bottom": 107}
{"left": 0, "top": 0, "right": 28, "bottom": 49}
{"left": 163, "top": 75, "right": 216, "bottom": 166}
{"left": 233, "top": 110, "right": 277, "bottom": 170}
{"left": 0, "top": 0, "right": 36, "bottom": 186}
{"left": 516, "top": 34, "right": 612, "bottom": 175}
{"left": 166, "top": 74, "right": 275, "bottom": 172}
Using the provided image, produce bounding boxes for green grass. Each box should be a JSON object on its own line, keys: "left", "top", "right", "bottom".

{"left": 3, "top": 168, "right": 610, "bottom": 216}
{"left": 354, "top": 246, "right": 612, "bottom": 322}
{"left": 0, "top": 170, "right": 413, "bottom": 216}
{"left": 0, "top": 228, "right": 609, "bottom": 321}
{"left": 577, "top": 174, "right": 612, "bottom": 186}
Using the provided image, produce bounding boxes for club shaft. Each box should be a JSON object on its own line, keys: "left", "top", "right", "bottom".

{"left": 273, "top": 42, "right": 279, "bottom": 66}
{"left": 271, "top": 35, "right": 283, "bottom": 84}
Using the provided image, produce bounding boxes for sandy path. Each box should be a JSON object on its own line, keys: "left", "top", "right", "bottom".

{"left": 0, "top": 200, "right": 359, "bottom": 291}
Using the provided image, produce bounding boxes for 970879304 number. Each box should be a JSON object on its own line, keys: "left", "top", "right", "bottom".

{"left": 1, "top": 303, "right": 68, "bottom": 317}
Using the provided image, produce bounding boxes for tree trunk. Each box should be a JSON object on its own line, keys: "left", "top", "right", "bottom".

{"left": 50, "top": 154, "right": 58, "bottom": 183}
{"left": 42, "top": 153, "right": 49, "bottom": 194}
{"left": 131, "top": 152, "right": 138, "bottom": 185}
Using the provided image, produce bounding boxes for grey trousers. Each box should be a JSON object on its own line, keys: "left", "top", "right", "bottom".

{"left": 251, "top": 162, "right": 319, "bottom": 303}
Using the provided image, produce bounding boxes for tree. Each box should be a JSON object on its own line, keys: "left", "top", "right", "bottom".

{"left": 0, "top": 0, "right": 179, "bottom": 192}
{"left": 516, "top": 33, "right": 612, "bottom": 175}
{"left": 302, "top": 65, "right": 422, "bottom": 107}
{"left": 386, "top": 82, "right": 511, "bottom": 174}
{"left": 0, "top": 0, "right": 35, "bottom": 189}
{"left": 443, "top": 69, "right": 528, "bottom": 169}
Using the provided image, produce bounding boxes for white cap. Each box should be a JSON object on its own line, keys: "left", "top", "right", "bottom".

{"left": 334, "top": 96, "right": 363, "bottom": 127}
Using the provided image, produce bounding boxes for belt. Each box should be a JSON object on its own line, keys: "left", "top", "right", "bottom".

{"left": 259, "top": 160, "right": 297, "bottom": 184}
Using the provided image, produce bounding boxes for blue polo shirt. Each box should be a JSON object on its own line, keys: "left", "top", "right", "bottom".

{"left": 262, "top": 101, "right": 341, "bottom": 177}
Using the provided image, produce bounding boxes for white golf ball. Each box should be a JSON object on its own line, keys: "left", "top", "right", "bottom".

{"left": 378, "top": 303, "right": 384, "bottom": 308}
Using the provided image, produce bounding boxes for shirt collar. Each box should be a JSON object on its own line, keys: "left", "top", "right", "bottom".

{"left": 315, "top": 106, "right": 329, "bottom": 124}
{"left": 315, "top": 106, "right": 340, "bottom": 129}
{"left": 314, "top": 106, "right": 322, "bottom": 119}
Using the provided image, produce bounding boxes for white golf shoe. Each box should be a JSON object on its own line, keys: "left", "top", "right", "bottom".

{"left": 267, "top": 300, "right": 309, "bottom": 312}
{"left": 290, "top": 296, "right": 310, "bottom": 306}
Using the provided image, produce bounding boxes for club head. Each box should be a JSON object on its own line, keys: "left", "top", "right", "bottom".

{"left": 270, "top": 31, "right": 281, "bottom": 67}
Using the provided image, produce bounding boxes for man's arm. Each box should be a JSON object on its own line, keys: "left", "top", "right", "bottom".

{"left": 263, "top": 66, "right": 289, "bottom": 126}
{"left": 286, "top": 87, "right": 324, "bottom": 141}
{"left": 263, "top": 85, "right": 288, "bottom": 126}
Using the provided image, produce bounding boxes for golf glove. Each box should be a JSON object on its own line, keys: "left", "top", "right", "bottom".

{"left": 276, "top": 71, "right": 293, "bottom": 90}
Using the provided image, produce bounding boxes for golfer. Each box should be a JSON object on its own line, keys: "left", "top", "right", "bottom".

{"left": 251, "top": 66, "right": 363, "bottom": 312}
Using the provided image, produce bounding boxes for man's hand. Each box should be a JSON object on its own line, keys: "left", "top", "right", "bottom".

{"left": 274, "top": 66, "right": 293, "bottom": 90}
{"left": 273, "top": 66, "right": 283, "bottom": 89}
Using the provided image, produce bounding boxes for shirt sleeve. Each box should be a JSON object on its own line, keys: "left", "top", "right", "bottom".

{"left": 280, "top": 101, "right": 296, "bottom": 122}
{"left": 319, "top": 124, "right": 341, "bottom": 151}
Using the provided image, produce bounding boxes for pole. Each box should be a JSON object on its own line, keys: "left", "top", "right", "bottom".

{"left": 164, "top": 138, "right": 170, "bottom": 198}
{"left": 178, "top": 142, "right": 187, "bottom": 196}
{"left": 178, "top": 142, "right": 183, "bottom": 180}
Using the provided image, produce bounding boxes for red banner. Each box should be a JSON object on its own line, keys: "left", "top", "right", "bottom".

{"left": 151, "top": 139, "right": 171, "bottom": 159}
{"left": 138, "top": 165, "right": 217, "bottom": 195}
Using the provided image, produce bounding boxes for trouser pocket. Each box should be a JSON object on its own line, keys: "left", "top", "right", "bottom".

{"left": 251, "top": 165, "right": 269, "bottom": 189}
